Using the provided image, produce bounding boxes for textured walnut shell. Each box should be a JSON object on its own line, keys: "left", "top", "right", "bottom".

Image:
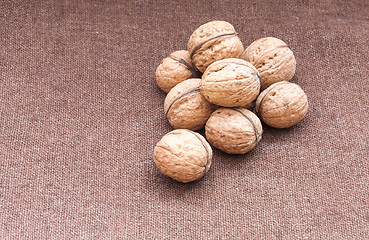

{"left": 155, "top": 50, "right": 199, "bottom": 93}
{"left": 164, "top": 78, "right": 217, "bottom": 131}
{"left": 255, "top": 81, "right": 308, "bottom": 128}
{"left": 153, "top": 129, "right": 212, "bottom": 183}
{"left": 205, "top": 108, "right": 263, "bottom": 154}
{"left": 187, "top": 21, "right": 244, "bottom": 73}
{"left": 243, "top": 37, "right": 296, "bottom": 90}
{"left": 200, "top": 58, "right": 261, "bottom": 107}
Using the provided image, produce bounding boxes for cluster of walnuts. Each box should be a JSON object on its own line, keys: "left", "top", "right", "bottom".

{"left": 153, "top": 21, "right": 308, "bottom": 183}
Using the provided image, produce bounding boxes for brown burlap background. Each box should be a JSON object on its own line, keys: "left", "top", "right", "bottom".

{"left": 1, "top": 0, "right": 368, "bottom": 239}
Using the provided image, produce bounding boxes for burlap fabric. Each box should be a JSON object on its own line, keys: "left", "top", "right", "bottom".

{"left": 1, "top": 0, "right": 368, "bottom": 239}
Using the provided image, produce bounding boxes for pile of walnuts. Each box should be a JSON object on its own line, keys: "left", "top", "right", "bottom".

{"left": 154, "top": 21, "right": 308, "bottom": 183}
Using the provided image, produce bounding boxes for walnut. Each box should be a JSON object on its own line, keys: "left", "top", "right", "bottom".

{"left": 205, "top": 107, "right": 263, "bottom": 154}
{"left": 187, "top": 21, "right": 244, "bottom": 73}
{"left": 155, "top": 50, "right": 199, "bottom": 93}
{"left": 164, "top": 78, "right": 217, "bottom": 131}
{"left": 243, "top": 37, "right": 296, "bottom": 90}
{"left": 255, "top": 81, "right": 308, "bottom": 128}
{"left": 200, "top": 58, "right": 260, "bottom": 107}
{"left": 153, "top": 129, "right": 212, "bottom": 183}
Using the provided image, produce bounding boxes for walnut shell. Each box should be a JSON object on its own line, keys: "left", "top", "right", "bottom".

{"left": 243, "top": 37, "right": 296, "bottom": 90}
{"left": 156, "top": 50, "right": 199, "bottom": 93}
{"left": 153, "top": 129, "right": 212, "bottom": 183}
{"left": 200, "top": 58, "right": 261, "bottom": 107}
{"left": 187, "top": 21, "right": 244, "bottom": 73}
{"left": 255, "top": 81, "right": 308, "bottom": 128}
{"left": 205, "top": 108, "right": 263, "bottom": 154}
{"left": 164, "top": 78, "right": 217, "bottom": 131}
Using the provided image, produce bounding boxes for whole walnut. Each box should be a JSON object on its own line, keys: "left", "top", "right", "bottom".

{"left": 164, "top": 78, "right": 217, "bottom": 131}
{"left": 187, "top": 21, "right": 244, "bottom": 73}
{"left": 156, "top": 50, "right": 199, "bottom": 93}
{"left": 255, "top": 81, "right": 308, "bottom": 128}
{"left": 154, "top": 129, "right": 212, "bottom": 183}
{"left": 200, "top": 58, "right": 260, "bottom": 107}
{"left": 243, "top": 37, "right": 296, "bottom": 90}
{"left": 205, "top": 108, "right": 263, "bottom": 154}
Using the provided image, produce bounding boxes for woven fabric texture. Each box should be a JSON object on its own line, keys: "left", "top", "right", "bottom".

{"left": 1, "top": 0, "right": 368, "bottom": 239}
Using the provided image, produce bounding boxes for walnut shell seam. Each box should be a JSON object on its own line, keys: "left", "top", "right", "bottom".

{"left": 231, "top": 108, "right": 261, "bottom": 141}
{"left": 169, "top": 55, "right": 199, "bottom": 78}
{"left": 255, "top": 81, "right": 291, "bottom": 114}
{"left": 165, "top": 88, "right": 201, "bottom": 116}
{"left": 190, "top": 32, "right": 238, "bottom": 58}
{"left": 183, "top": 129, "right": 211, "bottom": 173}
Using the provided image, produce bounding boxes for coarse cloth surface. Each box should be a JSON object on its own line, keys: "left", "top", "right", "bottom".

{"left": 0, "top": 0, "right": 368, "bottom": 239}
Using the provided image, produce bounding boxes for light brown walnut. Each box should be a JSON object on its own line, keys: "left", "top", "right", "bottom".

{"left": 255, "top": 81, "right": 308, "bottom": 128}
{"left": 187, "top": 21, "right": 244, "bottom": 73}
{"left": 200, "top": 58, "right": 260, "bottom": 107}
{"left": 156, "top": 50, "right": 199, "bottom": 93}
{"left": 164, "top": 78, "right": 217, "bottom": 131}
{"left": 243, "top": 37, "right": 296, "bottom": 90}
{"left": 153, "top": 129, "right": 212, "bottom": 183}
{"left": 205, "top": 108, "right": 263, "bottom": 154}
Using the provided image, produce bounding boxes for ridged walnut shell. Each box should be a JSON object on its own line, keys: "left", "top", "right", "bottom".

{"left": 164, "top": 78, "right": 217, "bottom": 131}
{"left": 200, "top": 58, "right": 261, "bottom": 107}
{"left": 187, "top": 21, "right": 244, "bottom": 73}
{"left": 156, "top": 50, "right": 199, "bottom": 93}
{"left": 205, "top": 108, "right": 263, "bottom": 154}
{"left": 153, "top": 129, "right": 212, "bottom": 183}
{"left": 243, "top": 37, "right": 296, "bottom": 90}
{"left": 255, "top": 81, "right": 308, "bottom": 128}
